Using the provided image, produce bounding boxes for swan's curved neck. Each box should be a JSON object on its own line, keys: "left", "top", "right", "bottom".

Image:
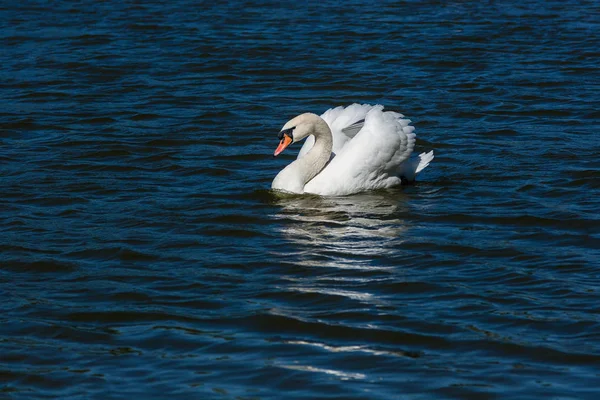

{"left": 272, "top": 117, "right": 333, "bottom": 194}
{"left": 296, "top": 119, "right": 333, "bottom": 186}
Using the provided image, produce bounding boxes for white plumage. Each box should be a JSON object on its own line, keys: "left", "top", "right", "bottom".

{"left": 272, "top": 104, "right": 433, "bottom": 196}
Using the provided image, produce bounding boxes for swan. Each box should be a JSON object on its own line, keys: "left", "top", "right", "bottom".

{"left": 271, "top": 104, "right": 433, "bottom": 196}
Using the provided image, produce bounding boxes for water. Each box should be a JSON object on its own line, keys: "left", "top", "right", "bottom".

{"left": 1, "top": 1, "right": 599, "bottom": 398}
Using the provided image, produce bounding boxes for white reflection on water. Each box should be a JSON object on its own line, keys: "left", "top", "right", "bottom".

{"left": 277, "top": 363, "right": 366, "bottom": 380}
{"left": 274, "top": 191, "right": 411, "bottom": 266}
{"left": 272, "top": 191, "right": 411, "bottom": 304}
{"left": 267, "top": 192, "right": 414, "bottom": 381}
{"left": 285, "top": 340, "right": 414, "bottom": 358}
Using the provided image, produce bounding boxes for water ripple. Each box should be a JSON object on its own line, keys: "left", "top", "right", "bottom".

{"left": 1, "top": 0, "right": 599, "bottom": 399}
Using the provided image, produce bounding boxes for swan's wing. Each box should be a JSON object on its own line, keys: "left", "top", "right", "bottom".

{"left": 297, "top": 104, "right": 377, "bottom": 159}
{"left": 304, "top": 107, "right": 416, "bottom": 196}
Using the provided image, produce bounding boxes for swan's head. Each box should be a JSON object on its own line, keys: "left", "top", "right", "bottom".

{"left": 274, "top": 113, "right": 322, "bottom": 156}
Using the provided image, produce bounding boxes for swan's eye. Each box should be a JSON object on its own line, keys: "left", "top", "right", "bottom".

{"left": 278, "top": 127, "right": 294, "bottom": 140}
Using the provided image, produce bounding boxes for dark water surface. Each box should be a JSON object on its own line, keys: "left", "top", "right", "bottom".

{"left": 2, "top": 1, "right": 600, "bottom": 398}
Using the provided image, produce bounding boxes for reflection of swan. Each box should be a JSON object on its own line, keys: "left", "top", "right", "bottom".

{"left": 274, "top": 192, "right": 410, "bottom": 272}
{"left": 270, "top": 192, "right": 410, "bottom": 314}
{"left": 272, "top": 104, "right": 433, "bottom": 195}
{"left": 268, "top": 193, "right": 418, "bottom": 379}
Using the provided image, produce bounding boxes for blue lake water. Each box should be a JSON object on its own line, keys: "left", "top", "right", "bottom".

{"left": 1, "top": 1, "right": 600, "bottom": 398}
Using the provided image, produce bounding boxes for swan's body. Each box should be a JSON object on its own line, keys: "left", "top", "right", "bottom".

{"left": 272, "top": 104, "right": 433, "bottom": 196}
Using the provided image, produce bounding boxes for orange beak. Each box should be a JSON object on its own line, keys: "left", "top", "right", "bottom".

{"left": 274, "top": 135, "right": 293, "bottom": 156}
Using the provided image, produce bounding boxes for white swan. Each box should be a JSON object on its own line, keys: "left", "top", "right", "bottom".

{"left": 272, "top": 104, "right": 433, "bottom": 196}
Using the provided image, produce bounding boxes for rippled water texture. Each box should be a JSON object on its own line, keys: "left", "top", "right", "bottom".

{"left": 2, "top": 1, "right": 600, "bottom": 398}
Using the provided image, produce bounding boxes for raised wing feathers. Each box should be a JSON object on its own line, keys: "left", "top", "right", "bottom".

{"left": 304, "top": 107, "right": 416, "bottom": 195}
{"left": 298, "top": 104, "right": 376, "bottom": 159}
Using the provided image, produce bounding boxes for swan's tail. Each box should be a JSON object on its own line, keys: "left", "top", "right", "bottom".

{"left": 415, "top": 150, "right": 434, "bottom": 175}
{"left": 399, "top": 150, "right": 434, "bottom": 182}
